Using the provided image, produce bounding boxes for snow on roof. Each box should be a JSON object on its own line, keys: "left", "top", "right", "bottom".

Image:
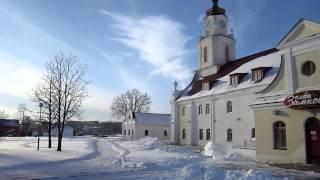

{"left": 178, "top": 51, "right": 281, "bottom": 101}
{"left": 134, "top": 113, "right": 171, "bottom": 126}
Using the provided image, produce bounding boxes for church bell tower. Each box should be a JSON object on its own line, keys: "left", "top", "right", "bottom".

{"left": 199, "top": 0, "right": 236, "bottom": 77}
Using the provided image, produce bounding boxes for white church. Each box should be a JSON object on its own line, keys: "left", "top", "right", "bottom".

{"left": 170, "top": 0, "right": 282, "bottom": 147}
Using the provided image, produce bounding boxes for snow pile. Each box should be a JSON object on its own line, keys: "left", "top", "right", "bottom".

{"left": 204, "top": 141, "right": 255, "bottom": 161}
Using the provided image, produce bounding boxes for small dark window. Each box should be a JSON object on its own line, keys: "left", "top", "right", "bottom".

{"left": 132, "top": 130, "right": 134, "bottom": 137}
{"left": 124, "top": 130, "right": 126, "bottom": 135}
{"left": 128, "top": 130, "right": 131, "bottom": 135}
{"left": 251, "top": 128, "right": 255, "bottom": 138}
{"left": 204, "top": 47, "right": 208, "bottom": 63}
{"left": 302, "top": 61, "right": 316, "bottom": 76}
{"left": 227, "top": 101, "right": 232, "bottom": 113}
{"left": 164, "top": 130, "right": 168, "bottom": 136}
{"left": 205, "top": 104, "right": 210, "bottom": 114}
{"left": 198, "top": 105, "right": 203, "bottom": 115}
{"left": 225, "top": 46, "right": 230, "bottom": 62}
{"left": 206, "top": 129, "right": 211, "bottom": 140}
{"left": 273, "top": 121, "right": 287, "bottom": 150}
{"left": 145, "top": 130, "right": 149, "bottom": 136}
{"left": 199, "top": 129, "right": 203, "bottom": 140}
{"left": 227, "top": 129, "right": 232, "bottom": 142}
{"left": 182, "top": 129, "right": 186, "bottom": 139}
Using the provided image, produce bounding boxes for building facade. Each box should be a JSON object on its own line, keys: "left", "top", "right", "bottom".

{"left": 122, "top": 112, "right": 171, "bottom": 141}
{"left": 252, "top": 19, "right": 320, "bottom": 164}
{"left": 170, "top": 0, "right": 282, "bottom": 148}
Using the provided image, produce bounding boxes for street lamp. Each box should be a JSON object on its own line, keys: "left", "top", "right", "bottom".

{"left": 37, "top": 102, "right": 43, "bottom": 151}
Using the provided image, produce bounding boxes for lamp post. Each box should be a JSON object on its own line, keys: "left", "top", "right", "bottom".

{"left": 38, "top": 102, "right": 43, "bottom": 151}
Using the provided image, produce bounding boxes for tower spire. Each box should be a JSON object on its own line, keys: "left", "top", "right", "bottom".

{"left": 206, "top": 0, "right": 225, "bottom": 17}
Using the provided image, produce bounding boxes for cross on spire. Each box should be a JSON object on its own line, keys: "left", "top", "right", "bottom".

{"left": 213, "top": 0, "right": 219, "bottom": 7}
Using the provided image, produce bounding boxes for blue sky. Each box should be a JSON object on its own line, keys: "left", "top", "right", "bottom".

{"left": 0, "top": 0, "right": 319, "bottom": 121}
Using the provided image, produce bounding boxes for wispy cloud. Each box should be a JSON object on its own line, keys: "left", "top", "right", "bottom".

{"left": 99, "top": 9, "right": 193, "bottom": 81}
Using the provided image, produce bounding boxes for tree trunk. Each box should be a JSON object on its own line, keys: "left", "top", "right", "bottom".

{"left": 57, "top": 134, "right": 62, "bottom": 151}
{"left": 48, "top": 122, "right": 52, "bottom": 148}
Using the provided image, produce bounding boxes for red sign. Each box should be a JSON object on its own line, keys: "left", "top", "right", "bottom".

{"left": 284, "top": 91, "right": 320, "bottom": 109}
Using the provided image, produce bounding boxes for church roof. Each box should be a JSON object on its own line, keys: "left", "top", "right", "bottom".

{"left": 132, "top": 112, "right": 171, "bottom": 126}
{"left": 176, "top": 48, "right": 279, "bottom": 100}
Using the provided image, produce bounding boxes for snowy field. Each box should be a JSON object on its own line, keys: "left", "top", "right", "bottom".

{"left": 0, "top": 136, "right": 319, "bottom": 180}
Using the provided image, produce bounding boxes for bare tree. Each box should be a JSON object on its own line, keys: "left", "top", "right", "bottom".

{"left": 46, "top": 52, "right": 89, "bottom": 151}
{"left": 0, "top": 109, "right": 9, "bottom": 119}
{"left": 111, "top": 89, "right": 151, "bottom": 121}
{"left": 32, "top": 76, "right": 56, "bottom": 148}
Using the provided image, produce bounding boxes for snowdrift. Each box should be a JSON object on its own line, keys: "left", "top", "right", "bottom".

{"left": 204, "top": 141, "right": 256, "bottom": 161}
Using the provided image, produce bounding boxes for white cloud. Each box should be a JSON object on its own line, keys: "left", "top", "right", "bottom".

{"left": 99, "top": 9, "right": 193, "bottom": 81}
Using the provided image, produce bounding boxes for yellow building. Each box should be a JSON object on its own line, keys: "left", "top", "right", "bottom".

{"left": 251, "top": 19, "right": 320, "bottom": 164}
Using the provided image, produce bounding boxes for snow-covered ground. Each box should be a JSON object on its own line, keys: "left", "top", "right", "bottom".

{"left": 0, "top": 136, "right": 319, "bottom": 180}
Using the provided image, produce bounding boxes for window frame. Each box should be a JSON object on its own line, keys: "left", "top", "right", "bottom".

{"left": 227, "top": 128, "right": 232, "bottom": 142}
{"left": 225, "top": 46, "right": 230, "bottom": 62}
{"left": 252, "top": 69, "right": 264, "bottom": 82}
{"left": 198, "top": 105, "right": 203, "bottom": 115}
{"left": 227, "top": 101, "right": 232, "bottom": 113}
{"left": 273, "top": 121, "right": 287, "bottom": 150}
{"left": 145, "top": 130, "right": 149, "bottom": 136}
{"left": 301, "top": 61, "right": 316, "bottom": 76}
{"left": 199, "top": 129, "right": 203, "bottom": 140}
{"left": 204, "top": 47, "right": 208, "bottom": 63}
{"left": 205, "top": 104, "right": 210, "bottom": 114}
{"left": 230, "top": 75, "right": 239, "bottom": 86}
{"left": 182, "top": 129, "right": 186, "bottom": 139}
{"left": 206, "top": 129, "right": 211, "bottom": 140}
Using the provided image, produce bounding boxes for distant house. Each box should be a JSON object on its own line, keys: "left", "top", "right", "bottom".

{"left": 122, "top": 112, "right": 170, "bottom": 141}
{"left": 0, "top": 119, "right": 20, "bottom": 137}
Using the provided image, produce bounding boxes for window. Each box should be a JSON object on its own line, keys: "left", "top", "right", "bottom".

{"left": 225, "top": 46, "right": 230, "bottom": 62}
{"left": 204, "top": 47, "right": 208, "bottom": 63}
{"left": 132, "top": 130, "right": 134, "bottom": 137}
{"left": 145, "top": 130, "right": 149, "bottom": 136}
{"left": 273, "top": 121, "right": 287, "bottom": 150}
{"left": 227, "top": 129, "right": 232, "bottom": 142}
{"left": 198, "top": 105, "right": 203, "bottom": 115}
{"left": 302, "top": 61, "right": 316, "bottom": 76}
{"left": 128, "top": 130, "right": 130, "bottom": 135}
{"left": 202, "top": 82, "right": 209, "bottom": 91}
{"left": 205, "top": 104, "right": 210, "bottom": 114}
{"left": 252, "top": 69, "right": 264, "bottom": 82}
{"left": 251, "top": 128, "right": 255, "bottom": 139}
{"left": 206, "top": 129, "right": 211, "bottom": 140}
{"left": 227, "top": 101, "right": 232, "bottom": 113}
{"left": 230, "top": 75, "right": 239, "bottom": 86}
{"left": 164, "top": 130, "right": 168, "bottom": 137}
{"left": 182, "top": 129, "right": 186, "bottom": 139}
{"left": 181, "top": 107, "right": 186, "bottom": 116}
{"left": 124, "top": 130, "right": 126, "bottom": 135}
{"left": 199, "top": 129, "right": 203, "bottom": 140}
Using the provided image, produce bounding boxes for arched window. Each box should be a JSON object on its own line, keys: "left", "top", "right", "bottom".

{"left": 225, "top": 46, "right": 230, "bottom": 62}
{"left": 128, "top": 130, "right": 131, "bottom": 135}
{"left": 206, "top": 129, "right": 211, "bottom": 140}
{"left": 182, "top": 129, "right": 186, "bottom": 139}
{"left": 273, "top": 121, "right": 287, "bottom": 150}
{"left": 227, "top": 101, "right": 232, "bottom": 113}
{"left": 204, "top": 47, "right": 208, "bottom": 63}
{"left": 199, "top": 129, "right": 203, "bottom": 140}
{"left": 251, "top": 128, "right": 255, "bottom": 139}
{"left": 227, "top": 129, "right": 232, "bottom": 142}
